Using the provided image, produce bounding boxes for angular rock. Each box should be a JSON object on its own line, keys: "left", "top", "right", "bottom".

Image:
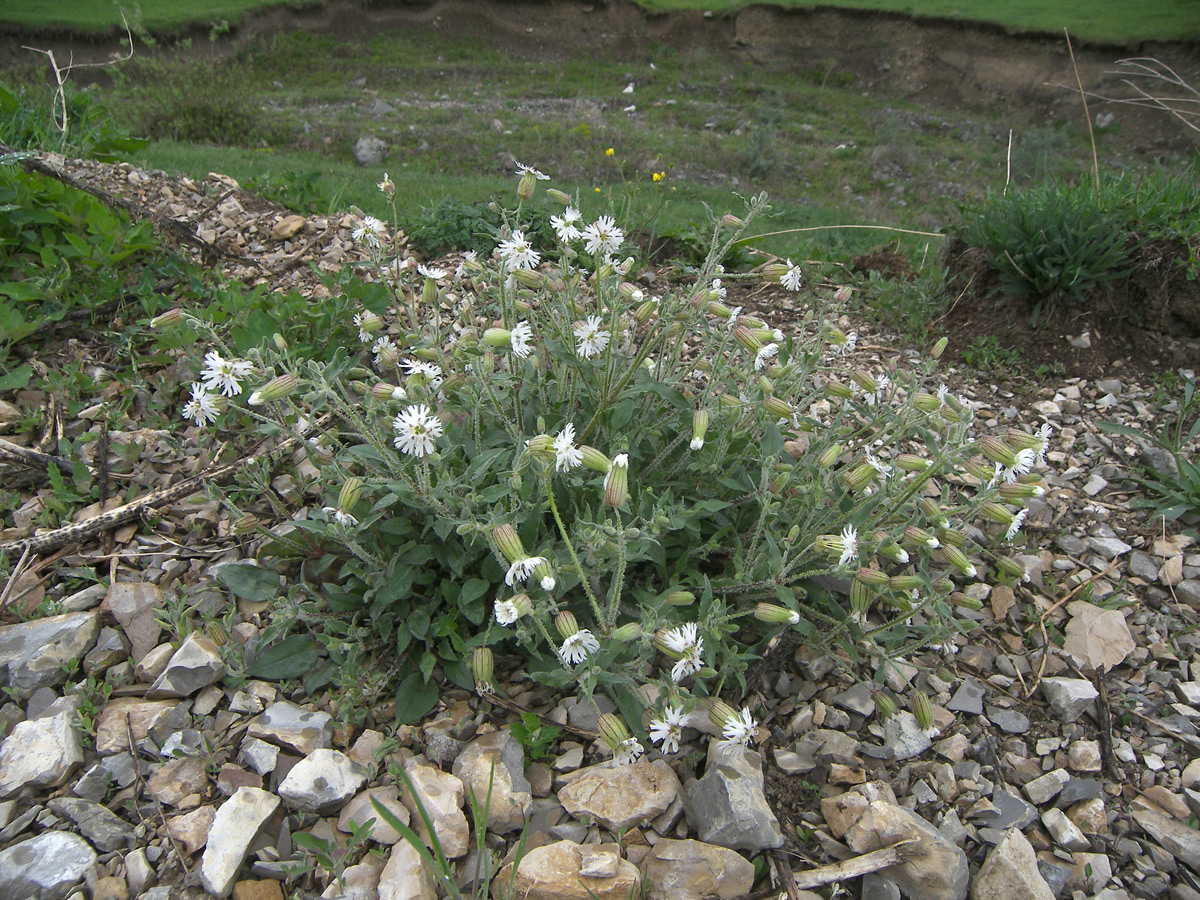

{"left": 821, "top": 791, "right": 870, "bottom": 839}
{"left": 47, "top": 797, "right": 136, "bottom": 852}
{"left": 272, "top": 215, "right": 306, "bottom": 241}
{"left": 492, "top": 840, "right": 641, "bottom": 900}
{"left": 83, "top": 626, "right": 130, "bottom": 675}
{"left": 969, "top": 828, "right": 1054, "bottom": 900}
{"left": 125, "top": 847, "right": 156, "bottom": 895}
{"left": 0, "top": 610, "right": 100, "bottom": 698}
{"left": 338, "top": 785, "right": 409, "bottom": 844}
{"left": 378, "top": 841, "right": 436, "bottom": 900}
{"left": 148, "top": 755, "right": 209, "bottom": 807}
{"left": 946, "top": 678, "right": 986, "bottom": 716}
{"left": 322, "top": 858, "right": 383, "bottom": 900}
{"left": 104, "top": 582, "right": 163, "bottom": 662}
{"left": 239, "top": 737, "right": 280, "bottom": 775}
{"left": 1062, "top": 601, "right": 1135, "bottom": 672}
{"left": 147, "top": 632, "right": 226, "bottom": 698}
{"left": 683, "top": 745, "right": 783, "bottom": 851}
{"left": 95, "top": 698, "right": 178, "bottom": 754}
{"left": 167, "top": 805, "right": 216, "bottom": 856}
{"left": 643, "top": 838, "right": 755, "bottom": 900}
{"left": 884, "top": 711, "right": 933, "bottom": 761}
{"left": 278, "top": 749, "right": 366, "bottom": 814}
{"left": 558, "top": 758, "right": 680, "bottom": 833}
{"left": 0, "top": 831, "right": 97, "bottom": 900}
{"left": 1024, "top": 769, "right": 1069, "bottom": 806}
{"left": 1040, "top": 678, "right": 1098, "bottom": 723}
{"left": 1042, "top": 808, "right": 1090, "bottom": 851}
{"left": 1133, "top": 807, "right": 1200, "bottom": 871}
{"left": 200, "top": 787, "right": 281, "bottom": 898}
{"left": 986, "top": 705, "right": 1031, "bottom": 734}
{"left": 845, "top": 801, "right": 969, "bottom": 900}
{"left": 401, "top": 758, "right": 469, "bottom": 859}
{"left": 247, "top": 700, "right": 333, "bottom": 755}
{"left": 452, "top": 730, "right": 533, "bottom": 834}
{"left": 0, "top": 695, "right": 82, "bottom": 798}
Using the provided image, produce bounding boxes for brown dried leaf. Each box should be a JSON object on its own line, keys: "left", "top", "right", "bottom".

{"left": 1063, "top": 600, "right": 1135, "bottom": 673}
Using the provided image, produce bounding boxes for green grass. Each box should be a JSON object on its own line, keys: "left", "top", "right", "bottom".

{"left": 1, "top": 0, "right": 1195, "bottom": 43}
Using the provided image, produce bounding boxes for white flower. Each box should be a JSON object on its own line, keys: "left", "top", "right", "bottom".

{"left": 505, "top": 556, "right": 547, "bottom": 587}
{"left": 725, "top": 306, "right": 742, "bottom": 330}
{"left": 417, "top": 264, "right": 447, "bottom": 279}
{"left": 661, "top": 623, "right": 704, "bottom": 682}
{"left": 516, "top": 162, "right": 550, "bottom": 181}
{"left": 781, "top": 259, "right": 803, "bottom": 291}
{"left": 711, "top": 278, "right": 727, "bottom": 300}
{"left": 553, "top": 423, "right": 583, "bottom": 472}
{"left": 510, "top": 321, "right": 533, "bottom": 359}
{"left": 373, "top": 335, "right": 397, "bottom": 366}
{"left": 550, "top": 209, "right": 582, "bottom": 243}
{"left": 690, "top": 437, "right": 704, "bottom": 451}
{"left": 1035, "top": 423, "right": 1053, "bottom": 466}
{"left": 754, "top": 343, "right": 778, "bottom": 371}
{"left": 649, "top": 705, "right": 686, "bottom": 755}
{"left": 582, "top": 215, "right": 624, "bottom": 259}
{"left": 455, "top": 250, "right": 477, "bottom": 279}
{"left": 200, "top": 350, "right": 253, "bottom": 397}
{"left": 352, "top": 215, "right": 386, "bottom": 247}
{"left": 403, "top": 359, "right": 444, "bottom": 392}
{"left": 559, "top": 629, "right": 600, "bottom": 665}
{"left": 1003, "top": 448, "right": 1036, "bottom": 483}
{"left": 719, "top": 708, "right": 758, "bottom": 748}
{"left": 353, "top": 312, "right": 376, "bottom": 343}
{"left": 574, "top": 315, "right": 611, "bottom": 359}
{"left": 936, "top": 384, "right": 950, "bottom": 404}
{"left": 494, "top": 599, "right": 520, "bottom": 625}
{"left": 322, "top": 507, "right": 358, "bottom": 528}
{"left": 1005, "top": 508, "right": 1028, "bottom": 542}
{"left": 838, "top": 524, "right": 858, "bottom": 568}
{"left": 612, "top": 736, "right": 643, "bottom": 766}
{"left": 540, "top": 573, "right": 556, "bottom": 591}
{"left": 498, "top": 229, "right": 540, "bottom": 270}
{"left": 377, "top": 173, "right": 394, "bottom": 193}
{"left": 842, "top": 330, "right": 858, "bottom": 355}
{"left": 865, "top": 452, "right": 892, "bottom": 476}
{"left": 392, "top": 404, "right": 443, "bottom": 457}
{"left": 604, "top": 453, "right": 628, "bottom": 491}
{"left": 181, "top": 383, "right": 219, "bottom": 427}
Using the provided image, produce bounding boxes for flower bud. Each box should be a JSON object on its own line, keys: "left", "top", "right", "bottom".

{"left": 873, "top": 691, "right": 897, "bottom": 719}
{"left": 517, "top": 170, "right": 537, "bottom": 201}
{"left": 610, "top": 622, "right": 642, "bottom": 642}
{"left": 979, "top": 500, "right": 1016, "bottom": 527}
{"left": 939, "top": 404, "right": 963, "bottom": 424}
{"left": 633, "top": 299, "right": 658, "bottom": 323}
{"left": 954, "top": 592, "right": 984, "bottom": 610}
{"left": 604, "top": 453, "right": 628, "bottom": 508}
{"left": 206, "top": 621, "right": 228, "bottom": 647}
{"left": 763, "top": 396, "right": 793, "bottom": 419}
{"left": 596, "top": 713, "right": 630, "bottom": 751}
{"left": 842, "top": 462, "right": 877, "bottom": 493}
{"left": 911, "top": 691, "right": 934, "bottom": 731}
{"left": 272, "top": 333, "right": 288, "bottom": 352}
{"left": 887, "top": 574, "right": 922, "bottom": 592}
{"left": 579, "top": 445, "right": 612, "bottom": 474}
{"left": 718, "top": 392, "right": 742, "bottom": 409}
{"left": 825, "top": 380, "right": 854, "bottom": 400}
{"left": 850, "top": 369, "right": 877, "bottom": 393}
{"left": 248, "top": 373, "right": 298, "bottom": 406}
{"left": 348, "top": 380, "right": 369, "bottom": 395}
{"left": 150, "top": 308, "right": 185, "bottom": 329}
{"left": 754, "top": 603, "right": 801, "bottom": 625}
{"left": 734, "top": 325, "right": 762, "bottom": 353}
{"left": 691, "top": 409, "right": 709, "bottom": 451}
{"left": 554, "top": 611, "right": 579, "bottom": 640}
{"left": 914, "top": 391, "right": 941, "bottom": 412}
{"left": 931, "top": 337, "right": 948, "bottom": 358}
{"left": 665, "top": 590, "right": 695, "bottom": 606}
{"left": 493, "top": 524, "right": 527, "bottom": 563}
{"left": 785, "top": 524, "right": 800, "bottom": 544}
{"left": 337, "top": 477, "right": 364, "bottom": 513}
{"left": 533, "top": 560, "right": 556, "bottom": 591}
{"left": 483, "top": 327, "right": 513, "bottom": 349}
{"left": 721, "top": 214, "right": 744, "bottom": 229}
{"left": 996, "top": 556, "right": 1030, "bottom": 582}
{"left": 963, "top": 457, "right": 990, "bottom": 482}
{"left": 376, "top": 342, "right": 399, "bottom": 368}
{"left": 526, "top": 434, "right": 556, "bottom": 464}
{"left": 513, "top": 268, "right": 546, "bottom": 290}
{"left": 371, "top": 382, "right": 405, "bottom": 401}
{"left": 749, "top": 327, "right": 783, "bottom": 344}
{"left": 849, "top": 577, "right": 871, "bottom": 618}
{"left": 932, "top": 577, "right": 954, "bottom": 595}
{"left": 818, "top": 443, "right": 843, "bottom": 468}
{"left": 938, "top": 528, "right": 965, "bottom": 548}
{"left": 940, "top": 543, "right": 977, "bottom": 578}
{"left": 998, "top": 480, "right": 1045, "bottom": 500}
{"left": 856, "top": 567, "right": 890, "bottom": 588}
{"left": 707, "top": 300, "right": 733, "bottom": 319}
{"left": 834, "top": 285, "right": 853, "bottom": 303}
{"left": 758, "top": 375, "right": 774, "bottom": 395}
{"left": 546, "top": 188, "right": 572, "bottom": 205}
{"left": 1004, "top": 428, "right": 1044, "bottom": 452}
{"left": 895, "top": 453, "right": 930, "bottom": 472}
{"left": 472, "top": 648, "right": 494, "bottom": 691}
{"left": 903, "top": 525, "right": 940, "bottom": 549}
{"left": 707, "top": 698, "right": 739, "bottom": 732}
{"left": 919, "top": 497, "right": 949, "bottom": 528}
{"left": 760, "top": 263, "right": 788, "bottom": 279}
{"left": 231, "top": 514, "right": 260, "bottom": 536}
{"left": 978, "top": 435, "right": 1018, "bottom": 469}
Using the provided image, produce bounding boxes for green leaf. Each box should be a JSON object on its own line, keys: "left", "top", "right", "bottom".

{"left": 0, "top": 364, "right": 32, "bottom": 392}
{"left": 247, "top": 634, "right": 321, "bottom": 680}
{"left": 394, "top": 673, "right": 438, "bottom": 724}
{"left": 216, "top": 563, "right": 280, "bottom": 603}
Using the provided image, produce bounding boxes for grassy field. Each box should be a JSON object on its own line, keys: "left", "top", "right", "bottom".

{"left": 1, "top": 0, "right": 1196, "bottom": 43}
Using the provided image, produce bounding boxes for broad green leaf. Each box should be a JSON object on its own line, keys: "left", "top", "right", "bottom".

{"left": 247, "top": 634, "right": 321, "bottom": 680}
{"left": 216, "top": 563, "right": 280, "bottom": 603}
{"left": 394, "top": 673, "right": 438, "bottom": 724}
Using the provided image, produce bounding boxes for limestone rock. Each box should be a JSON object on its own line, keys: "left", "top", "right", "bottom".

{"left": 845, "top": 801, "right": 969, "bottom": 900}
{"left": 95, "top": 698, "right": 178, "bottom": 754}
{"left": 492, "top": 840, "right": 641, "bottom": 900}
{"left": 558, "top": 759, "right": 680, "bottom": 833}
{"left": 683, "top": 744, "right": 784, "bottom": 851}
{"left": 167, "top": 805, "right": 216, "bottom": 856}
{"left": 0, "top": 695, "right": 83, "bottom": 798}
{"left": 379, "top": 840, "right": 436, "bottom": 900}
{"left": 200, "top": 787, "right": 281, "bottom": 897}
{"left": 969, "top": 828, "right": 1054, "bottom": 900}
{"left": 401, "top": 757, "right": 469, "bottom": 859}
{"left": 1039, "top": 678, "right": 1098, "bottom": 723}
{"left": 884, "top": 711, "right": 934, "bottom": 761}
{"left": 452, "top": 730, "right": 533, "bottom": 834}
{"left": 338, "top": 785, "right": 409, "bottom": 844}
{"left": 278, "top": 749, "right": 367, "bottom": 814}
{"left": 247, "top": 700, "right": 333, "bottom": 755}
{"left": 0, "top": 610, "right": 100, "bottom": 698}
{"left": 642, "top": 838, "right": 755, "bottom": 900}
{"left": 0, "top": 831, "right": 97, "bottom": 900}
{"left": 323, "top": 858, "right": 384, "bottom": 900}
{"left": 47, "top": 797, "right": 136, "bottom": 852}
{"left": 1133, "top": 807, "right": 1200, "bottom": 871}
{"left": 103, "top": 582, "right": 163, "bottom": 662}
{"left": 147, "top": 632, "right": 226, "bottom": 698}
{"left": 272, "top": 215, "right": 306, "bottom": 241}
{"left": 148, "top": 755, "right": 210, "bottom": 807}
{"left": 353, "top": 136, "right": 388, "bottom": 166}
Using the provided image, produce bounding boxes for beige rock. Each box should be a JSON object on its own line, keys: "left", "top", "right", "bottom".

{"left": 200, "top": 787, "right": 281, "bottom": 898}
{"left": 642, "top": 839, "right": 755, "bottom": 900}
{"left": 103, "top": 582, "right": 163, "bottom": 662}
{"left": 0, "top": 695, "right": 83, "bottom": 798}
{"left": 135, "top": 643, "right": 175, "bottom": 683}
{"left": 492, "top": 840, "right": 641, "bottom": 900}
{"left": 820, "top": 791, "right": 868, "bottom": 839}
{"left": 1068, "top": 852, "right": 1111, "bottom": 892}
{"left": 969, "top": 828, "right": 1054, "bottom": 900}
{"left": 559, "top": 759, "right": 680, "bottom": 833}
{"left": 148, "top": 756, "right": 209, "bottom": 807}
{"left": 272, "top": 215, "right": 307, "bottom": 241}
{"left": 1062, "top": 600, "right": 1135, "bottom": 672}
{"left": 167, "top": 805, "right": 216, "bottom": 856}
{"left": 845, "top": 801, "right": 968, "bottom": 900}
{"left": 453, "top": 731, "right": 533, "bottom": 834}
{"left": 94, "top": 698, "right": 177, "bottom": 754}
{"left": 378, "top": 840, "right": 436, "bottom": 900}
{"left": 233, "top": 881, "right": 284, "bottom": 900}
{"left": 338, "top": 785, "right": 409, "bottom": 844}
{"left": 401, "top": 757, "right": 469, "bottom": 858}
{"left": 322, "top": 858, "right": 384, "bottom": 900}
{"left": 1136, "top": 785, "right": 1191, "bottom": 820}
{"left": 1183, "top": 757, "right": 1200, "bottom": 790}
{"left": 1066, "top": 797, "right": 1107, "bottom": 834}
{"left": 1067, "top": 740, "right": 1102, "bottom": 772}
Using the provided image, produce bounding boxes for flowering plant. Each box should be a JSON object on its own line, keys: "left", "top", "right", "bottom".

{"left": 157, "top": 167, "right": 1054, "bottom": 756}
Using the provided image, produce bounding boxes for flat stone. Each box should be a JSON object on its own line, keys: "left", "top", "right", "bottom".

{"left": 1066, "top": 797, "right": 1107, "bottom": 834}
{"left": 1068, "top": 852, "right": 1111, "bottom": 893}
{"left": 979, "top": 791, "right": 1037, "bottom": 843}
{"left": 148, "top": 755, "right": 209, "bottom": 807}
{"left": 0, "top": 610, "right": 100, "bottom": 698}
{"left": 845, "top": 801, "right": 969, "bottom": 900}
{"left": 559, "top": 758, "right": 680, "bottom": 833}
{"left": 642, "top": 838, "right": 755, "bottom": 900}
{"left": 0, "top": 831, "right": 97, "bottom": 900}
{"left": 1055, "top": 777, "right": 1103, "bottom": 808}
{"left": 272, "top": 215, "right": 306, "bottom": 241}
{"left": 95, "top": 698, "right": 178, "bottom": 754}
{"left": 1042, "top": 807, "right": 1090, "bottom": 851}
{"left": 986, "top": 705, "right": 1030, "bottom": 734}
{"left": 821, "top": 791, "right": 870, "bottom": 839}
{"left": 239, "top": 737, "right": 280, "bottom": 775}
{"left": 401, "top": 757, "right": 469, "bottom": 859}
{"left": 167, "top": 805, "right": 216, "bottom": 856}
{"left": 378, "top": 839, "right": 435, "bottom": 900}
{"left": 1066, "top": 740, "right": 1102, "bottom": 772}
{"left": 247, "top": 701, "right": 333, "bottom": 755}
{"left": 322, "top": 859, "right": 382, "bottom": 900}
{"left": 1040, "top": 678, "right": 1098, "bottom": 722}
{"left": 338, "top": 786, "right": 409, "bottom": 844}
{"left": 884, "top": 711, "right": 933, "bottom": 761}
{"left": 200, "top": 787, "right": 281, "bottom": 898}
{"left": 47, "top": 797, "right": 136, "bottom": 852}
{"left": 494, "top": 840, "right": 641, "bottom": 900}
{"left": 278, "top": 749, "right": 366, "bottom": 814}
{"left": 947, "top": 678, "right": 986, "bottom": 716}
{"left": 103, "top": 582, "right": 163, "bottom": 663}
{"left": 683, "top": 745, "right": 784, "bottom": 851}
{"left": 451, "top": 730, "right": 533, "bottom": 834}
{"left": 148, "top": 632, "right": 226, "bottom": 698}
{"left": 1024, "top": 769, "right": 1069, "bottom": 806}
{"left": 832, "top": 683, "right": 877, "bottom": 717}
{"left": 1133, "top": 807, "right": 1200, "bottom": 870}
{"left": 0, "top": 695, "right": 83, "bottom": 798}
{"left": 1087, "top": 536, "right": 1132, "bottom": 559}
{"left": 969, "top": 828, "right": 1054, "bottom": 900}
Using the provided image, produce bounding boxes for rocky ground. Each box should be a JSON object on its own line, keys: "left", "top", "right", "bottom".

{"left": 1, "top": 153, "right": 1200, "bottom": 900}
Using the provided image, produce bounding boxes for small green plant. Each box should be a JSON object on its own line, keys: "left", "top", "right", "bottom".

{"left": 286, "top": 817, "right": 375, "bottom": 895}
{"left": 508, "top": 712, "right": 561, "bottom": 763}
{"left": 961, "top": 335, "right": 1021, "bottom": 372}
{"left": 70, "top": 672, "right": 114, "bottom": 748}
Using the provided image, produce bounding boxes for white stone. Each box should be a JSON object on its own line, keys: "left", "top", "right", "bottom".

{"left": 1042, "top": 808, "right": 1090, "bottom": 850}
{"left": 0, "top": 695, "right": 83, "bottom": 798}
{"left": 0, "top": 831, "right": 97, "bottom": 900}
{"left": 377, "top": 841, "right": 435, "bottom": 900}
{"left": 199, "top": 787, "right": 281, "bottom": 897}
{"left": 401, "top": 758, "right": 469, "bottom": 859}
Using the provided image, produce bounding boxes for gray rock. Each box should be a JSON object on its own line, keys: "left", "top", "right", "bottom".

{"left": 1133, "top": 807, "right": 1200, "bottom": 871}
{"left": 969, "top": 828, "right": 1054, "bottom": 900}
{"left": 103, "top": 581, "right": 163, "bottom": 663}
{"left": 559, "top": 758, "right": 680, "bottom": 834}
{"left": 378, "top": 840, "right": 435, "bottom": 900}
{"left": 322, "top": 858, "right": 383, "bottom": 900}
{"left": 247, "top": 700, "right": 333, "bottom": 755}
{"left": 1036, "top": 855, "right": 1073, "bottom": 898}
{"left": 125, "top": 847, "right": 156, "bottom": 895}
{"left": 1040, "top": 678, "right": 1098, "bottom": 722}
{"left": 353, "top": 135, "right": 388, "bottom": 166}
{"left": 0, "top": 831, "right": 97, "bottom": 900}
{"left": 566, "top": 695, "right": 615, "bottom": 733}
{"left": 278, "top": 749, "right": 367, "bottom": 814}
{"left": 1177, "top": 579, "right": 1200, "bottom": 607}
{"left": 642, "top": 838, "right": 756, "bottom": 900}
{"left": 370, "top": 98, "right": 396, "bottom": 115}
{"left": 832, "top": 683, "right": 877, "bottom": 717}
{"left": 0, "top": 611, "right": 100, "bottom": 698}
{"left": 147, "top": 755, "right": 209, "bottom": 807}
{"left": 83, "top": 626, "right": 129, "bottom": 675}
{"left": 1041, "top": 808, "right": 1090, "bottom": 851}
{"left": 1055, "top": 777, "right": 1103, "bottom": 808}
{"left": 986, "top": 705, "right": 1030, "bottom": 734}
{"left": 684, "top": 744, "right": 784, "bottom": 851}
{"left": 0, "top": 695, "right": 83, "bottom": 798}
{"left": 862, "top": 873, "right": 902, "bottom": 900}
{"left": 200, "top": 787, "right": 281, "bottom": 897}
{"left": 338, "top": 785, "right": 409, "bottom": 843}
{"left": 451, "top": 730, "right": 532, "bottom": 834}
{"left": 1087, "top": 536, "right": 1132, "bottom": 559}
{"left": 884, "top": 711, "right": 934, "bottom": 760}
{"left": 1129, "top": 551, "right": 1161, "bottom": 581}
{"left": 25, "top": 686, "right": 58, "bottom": 719}
{"left": 946, "top": 678, "right": 986, "bottom": 715}
{"left": 46, "top": 797, "right": 136, "bottom": 852}
{"left": 979, "top": 791, "right": 1038, "bottom": 843}
{"left": 147, "top": 632, "right": 226, "bottom": 698}
{"left": 845, "top": 801, "right": 969, "bottom": 900}
{"left": 401, "top": 757, "right": 469, "bottom": 859}
{"left": 1024, "top": 769, "right": 1069, "bottom": 806}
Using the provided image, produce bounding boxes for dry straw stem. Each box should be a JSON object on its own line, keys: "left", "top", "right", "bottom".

{"left": 1063, "top": 29, "right": 1101, "bottom": 191}
{"left": 1052, "top": 57, "right": 1200, "bottom": 135}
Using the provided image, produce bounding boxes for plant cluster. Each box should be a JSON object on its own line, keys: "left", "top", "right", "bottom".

{"left": 159, "top": 165, "right": 1056, "bottom": 756}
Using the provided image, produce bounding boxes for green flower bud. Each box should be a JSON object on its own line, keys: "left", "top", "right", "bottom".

{"left": 633, "top": 299, "right": 659, "bottom": 323}
{"left": 786, "top": 524, "right": 800, "bottom": 544}
{"left": 818, "top": 443, "right": 843, "bottom": 468}
{"left": 150, "top": 308, "right": 185, "bottom": 328}
{"left": 903, "top": 525, "right": 940, "bottom": 549}
{"left": 610, "top": 622, "right": 642, "bottom": 642}
{"left": 665, "top": 589, "right": 695, "bottom": 606}
{"left": 851, "top": 369, "right": 877, "bottom": 393}
{"left": 919, "top": 497, "right": 949, "bottom": 528}
{"left": 939, "top": 543, "right": 977, "bottom": 578}
{"left": 721, "top": 214, "right": 745, "bottom": 229}
{"left": 998, "top": 480, "right": 1045, "bottom": 500}
{"left": 754, "top": 602, "right": 801, "bottom": 625}
{"left": 734, "top": 325, "right": 762, "bottom": 353}
{"left": 872, "top": 691, "right": 897, "bottom": 719}
{"left": 954, "top": 592, "right": 984, "bottom": 610}
{"left": 996, "top": 556, "right": 1029, "bottom": 581}
{"left": 895, "top": 453, "right": 930, "bottom": 472}
{"left": 691, "top": 410, "right": 709, "bottom": 451}
{"left": 888, "top": 574, "right": 923, "bottom": 592}
{"left": 483, "top": 327, "right": 513, "bottom": 349}
{"left": 850, "top": 577, "right": 871, "bottom": 618}
{"left": 526, "top": 434, "right": 556, "bottom": 464}
{"left": 938, "top": 528, "right": 966, "bottom": 549}
{"left": 596, "top": 713, "right": 630, "bottom": 752}
{"left": 856, "top": 567, "right": 890, "bottom": 588}
{"left": 513, "top": 268, "right": 546, "bottom": 290}
{"left": 517, "top": 170, "right": 537, "bottom": 201}
{"left": 825, "top": 381, "right": 854, "bottom": 400}
{"left": 914, "top": 391, "right": 941, "bottom": 412}
{"left": 337, "top": 477, "right": 364, "bottom": 513}
{"left": 371, "top": 382, "right": 405, "bottom": 401}
{"left": 763, "top": 396, "right": 793, "bottom": 419}
{"left": 493, "top": 524, "right": 527, "bottom": 563}
{"left": 554, "top": 611, "right": 579, "bottom": 640}
{"left": 978, "top": 435, "right": 1018, "bottom": 469}
{"left": 546, "top": 188, "right": 572, "bottom": 205}
{"left": 248, "top": 373, "right": 299, "bottom": 406}
{"left": 604, "top": 453, "right": 629, "bottom": 508}
{"left": 911, "top": 690, "right": 934, "bottom": 731}
{"left": 842, "top": 462, "right": 877, "bottom": 493}
{"left": 707, "top": 300, "right": 733, "bottom": 319}
{"left": 579, "top": 445, "right": 611, "bottom": 474}
{"left": 707, "top": 698, "right": 738, "bottom": 732}
{"left": 472, "top": 648, "right": 494, "bottom": 691}
{"left": 979, "top": 500, "right": 1016, "bottom": 527}
{"left": 931, "top": 337, "right": 948, "bottom": 359}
